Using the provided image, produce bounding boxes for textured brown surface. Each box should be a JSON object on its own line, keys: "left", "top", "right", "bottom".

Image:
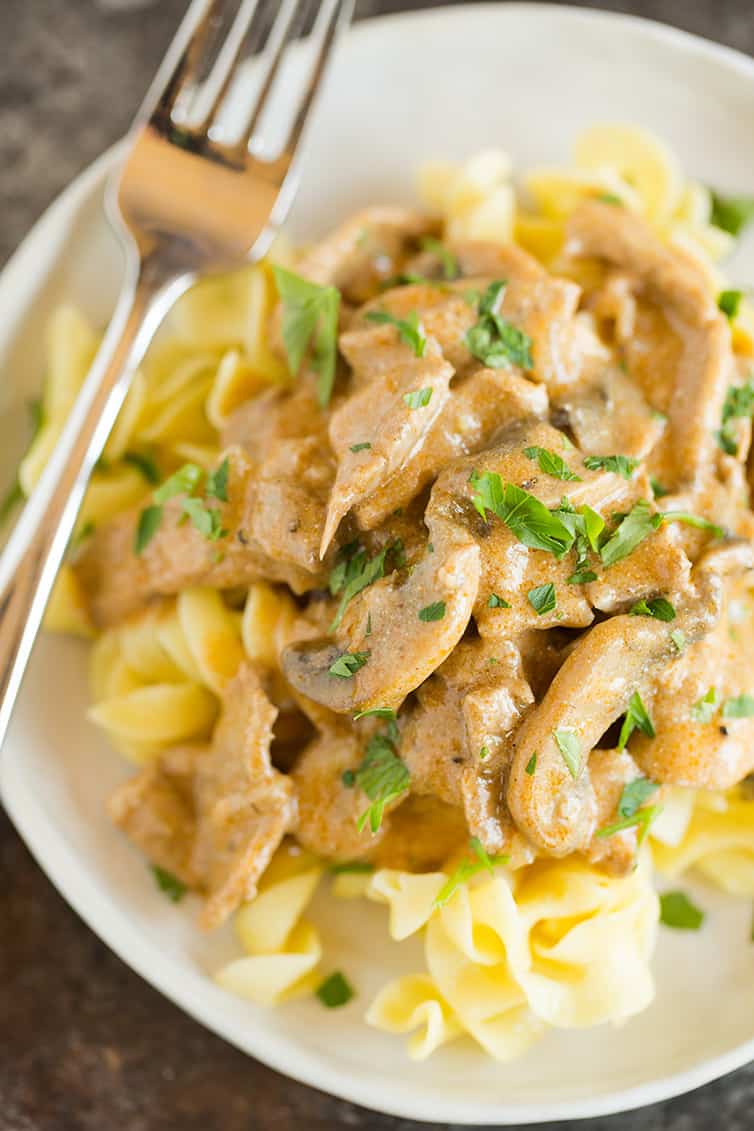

{"left": 3, "top": 2, "right": 754, "bottom": 1128}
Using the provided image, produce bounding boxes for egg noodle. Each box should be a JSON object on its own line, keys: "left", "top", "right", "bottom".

{"left": 15, "top": 124, "right": 754, "bottom": 1061}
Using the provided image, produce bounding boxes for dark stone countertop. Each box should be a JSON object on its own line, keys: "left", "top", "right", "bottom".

{"left": 3, "top": 2, "right": 754, "bottom": 1128}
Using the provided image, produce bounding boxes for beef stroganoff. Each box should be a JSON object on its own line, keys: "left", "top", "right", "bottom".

{"left": 20, "top": 124, "right": 754, "bottom": 1060}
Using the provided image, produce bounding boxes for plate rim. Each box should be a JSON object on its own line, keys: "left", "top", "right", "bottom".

{"left": 3, "top": 3, "right": 754, "bottom": 1122}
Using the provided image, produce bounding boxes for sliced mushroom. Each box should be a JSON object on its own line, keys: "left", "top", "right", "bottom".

{"left": 506, "top": 561, "right": 724, "bottom": 857}
{"left": 566, "top": 202, "right": 733, "bottom": 488}
{"left": 428, "top": 419, "right": 641, "bottom": 635}
{"left": 321, "top": 337, "right": 453, "bottom": 554}
{"left": 552, "top": 362, "right": 665, "bottom": 461}
{"left": 282, "top": 518, "right": 480, "bottom": 714}
{"left": 355, "top": 367, "right": 548, "bottom": 530}
{"left": 632, "top": 561, "right": 754, "bottom": 788}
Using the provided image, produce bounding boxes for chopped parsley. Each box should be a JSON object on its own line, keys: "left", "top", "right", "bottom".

{"left": 660, "top": 510, "right": 724, "bottom": 538}
{"left": 354, "top": 731, "right": 410, "bottom": 833}
{"left": 434, "top": 838, "right": 509, "bottom": 908}
{"left": 487, "top": 593, "right": 511, "bottom": 608}
{"left": 349, "top": 442, "right": 372, "bottom": 453}
{"left": 420, "top": 236, "right": 459, "bottom": 280}
{"left": 329, "top": 541, "right": 402, "bottom": 632}
{"left": 479, "top": 745, "right": 490, "bottom": 760}
{"left": 316, "top": 971, "right": 354, "bottom": 1008}
{"left": 464, "top": 280, "right": 533, "bottom": 370}
{"left": 273, "top": 265, "right": 340, "bottom": 407}
{"left": 716, "top": 378, "right": 754, "bottom": 456}
{"left": 418, "top": 600, "right": 446, "bottom": 622}
{"left": 599, "top": 500, "right": 661, "bottom": 567}
{"left": 328, "top": 861, "right": 375, "bottom": 875}
{"left": 403, "top": 385, "right": 433, "bottom": 409}
{"left": 524, "top": 445, "right": 582, "bottom": 481}
{"left": 527, "top": 582, "right": 556, "bottom": 616}
{"left": 722, "top": 693, "right": 754, "bottom": 718}
{"left": 553, "top": 728, "right": 581, "bottom": 777}
{"left": 206, "top": 457, "right": 230, "bottom": 501}
{"left": 710, "top": 190, "right": 754, "bottom": 236}
{"left": 650, "top": 476, "right": 670, "bottom": 499}
{"left": 718, "top": 289, "right": 743, "bottom": 321}
{"left": 328, "top": 651, "right": 371, "bottom": 679}
{"left": 134, "top": 505, "right": 163, "bottom": 555}
{"left": 596, "top": 803, "right": 662, "bottom": 844}
{"left": 583, "top": 453, "right": 639, "bottom": 480}
{"left": 618, "top": 690, "right": 655, "bottom": 749}
{"left": 596, "top": 191, "right": 623, "bottom": 206}
{"left": 470, "top": 472, "right": 574, "bottom": 556}
{"left": 154, "top": 463, "right": 203, "bottom": 504}
{"left": 181, "top": 496, "right": 226, "bottom": 541}
{"left": 135, "top": 459, "right": 229, "bottom": 555}
{"left": 151, "top": 864, "right": 186, "bottom": 903}
{"left": 617, "top": 776, "right": 660, "bottom": 818}
{"left": 629, "top": 596, "right": 676, "bottom": 622}
{"left": 353, "top": 706, "right": 396, "bottom": 721}
{"left": 691, "top": 686, "right": 719, "bottom": 723}
{"left": 123, "top": 449, "right": 160, "bottom": 485}
{"left": 525, "top": 752, "right": 537, "bottom": 776}
{"left": 366, "top": 309, "right": 427, "bottom": 358}
{"left": 659, "top": 890, "right": 705, "bottom": 930}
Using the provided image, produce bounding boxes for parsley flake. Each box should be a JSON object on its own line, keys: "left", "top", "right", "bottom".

{"left": 554, "top": 728, "right": 581, "bottom": 777}
{"left": 329, "top": 541, "right": 401, "bottom": 632}
{"left": 366, "top": 309, "right": 427, "bottom": 358}
{"left": 328, "top": 651, "right": 370, "bottom": 679}
{"left": 206, "top": 457, "right": 230, "bottom": 501}
{"left": 154, "top": 463, "right": 203, "bottom": 504}
{"left": 524, "top": 445, "right": 581, "bottom": 481}
{"left": 134, "top": 505, "right": 163, "bottom": 555}
{"left": 420, "top": 236, "right": 460, "bottom": 280}
{"left": 418, "top": 601, "right": 446, "bottom": 622}
{"left": 465, "top": 281, "right": 533, "bottom": 370}
{"left": 349, "top": 442, "right": 372, "bottom": 453}
{"left": 123, "top": 450, "right": 160, "bottom": 485}
{"left": 722, "top": 693, "right": 754, "bottom": 719}
{"left": 618, "top": 690, "right": 655, "bottom": 749}
{"left": 527, "top": 583, "right": 556, "bottom": 616}
{"left": 487, "top": 593, "right": 511, "bottom": 608}
{"left": 719, "top": 289, "right": 743, "bottom": 320}
{"left": 151, "top": 864, "right": 186, "bottom": 903}
{"left": 470, "top": 472, "right": 575, "bottom": 556}
{"left": 659, "top": 890, "right": 705, "bottom": 930}
{"left": 316, "top": 971, "right": 354, "bottom": 1008}
{"left": 354, "top": 732, "right": 410, "bottom": 833}
{"left": 583, "top": 454, "right": 639, "bottom": 480}
{"left": 600, "top": 500, "right": 661, "bottom": 567}
{"left": 479, "top": 745, "right": 490, "bottom": 760}
{"left": 630, "top": 596, "right": 676, "bottom": 622}
{"left": 710, "top": 190, "right": 754, "bottom": 236}
{"left": 691, "top": 686, "right": 719, "bottom": 723}
{"left": 716, "top": 378, "right": 754, "bottom": 455}
{"left": 403, "top": 385, "right": 433, "bottom": 409}
{"left": 328, "top": 861, "right": 375, "bottom": 875}
{"left": 353, "top": 706, "right": 396, "bottom": 721}
{"left": 670, "top": 628, "right": 686, "bottom": 653}
{"left": 273, "top": 266, "right": 340, "bottom": 407}
{"left": 434, "top": 838, "right": 509, "bottom": 908}
{"left": 525, "top": 752, "right": 537, "bottom": 776}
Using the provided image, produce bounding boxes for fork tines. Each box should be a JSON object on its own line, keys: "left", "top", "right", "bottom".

{"left": 142, "top": 0, "right": 352, "bottom": 166}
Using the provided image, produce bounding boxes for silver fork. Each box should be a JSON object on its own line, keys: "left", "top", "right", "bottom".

{"left": 0, "top": 0, "right": 352, "bottom": 748}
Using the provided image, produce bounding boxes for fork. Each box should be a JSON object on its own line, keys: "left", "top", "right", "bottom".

{"left": 0, "top": 0, "right": 352, "bottom": 749}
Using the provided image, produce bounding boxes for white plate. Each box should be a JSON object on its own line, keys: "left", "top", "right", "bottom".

{"left": 3, "top": 4, "right": 754, "bottom": 1124}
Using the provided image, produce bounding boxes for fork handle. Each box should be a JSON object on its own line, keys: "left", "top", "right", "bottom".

{"left": 0, "top": 258, "right": 191, "bottom": 750}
